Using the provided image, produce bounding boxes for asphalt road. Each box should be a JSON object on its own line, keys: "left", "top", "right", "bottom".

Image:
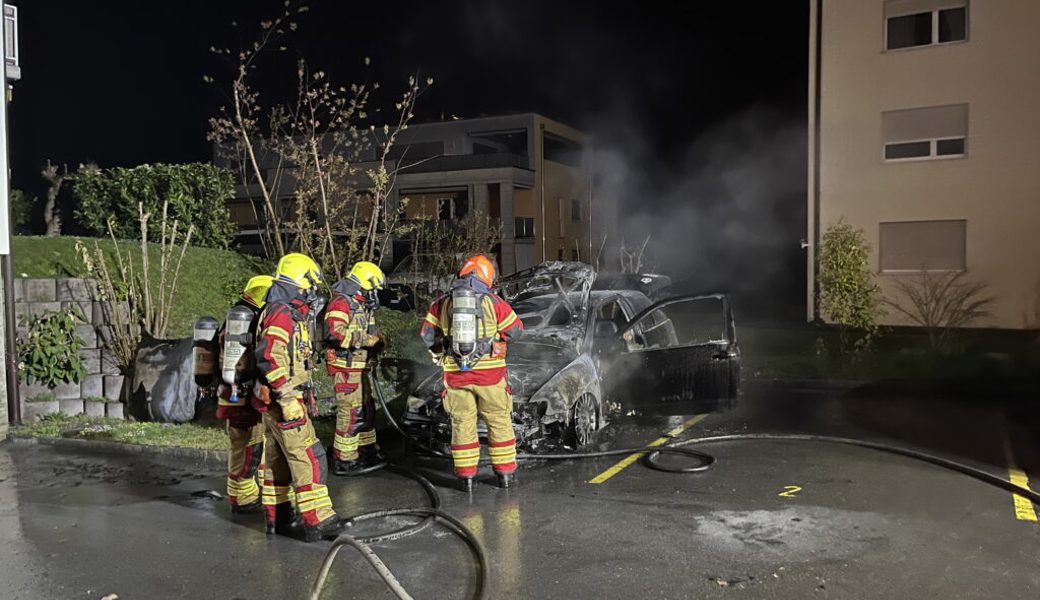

{"left": 2, "top": 381, "right": 1039, "bottom": 599}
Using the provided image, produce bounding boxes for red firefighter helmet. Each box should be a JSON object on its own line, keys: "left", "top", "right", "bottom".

{"left": 458, "top": 255, "right": 496, "bottom": 288}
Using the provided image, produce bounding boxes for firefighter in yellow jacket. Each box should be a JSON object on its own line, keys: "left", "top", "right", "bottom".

{"left": 253, "top": 253, "right": 344, "bottom": 542}
{"left": 420, "top": 255, "right": 524, "bottom": 489}
{"left": 214, "top": 275, "right": 273, "bottom": 514}
{"left": 324, "top": 261, "right": 387, "bottom": 476}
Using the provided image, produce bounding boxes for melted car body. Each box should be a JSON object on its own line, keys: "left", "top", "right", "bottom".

{"left": 401, "top": 262, "right": 740, "bottom": 452}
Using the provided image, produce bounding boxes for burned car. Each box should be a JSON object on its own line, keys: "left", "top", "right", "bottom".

{"left": 401, "top": 262, "right": 740, "bottom": 452}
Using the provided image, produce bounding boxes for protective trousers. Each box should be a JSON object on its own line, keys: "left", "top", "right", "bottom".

{"left": 443, "top": 377, "right": 517, "bottom": 478}
{"left": 333, "top": 370, "right": 378, "bottom": 461}
{"left": 261, "top": 399, "right": 336, "bottom": 528}
{"left": 226, "top": 421, "right": 265, "bottom": 506}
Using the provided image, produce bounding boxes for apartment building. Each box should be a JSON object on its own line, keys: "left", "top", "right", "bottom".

{"left": 807, "top": 0, "right": 1040, "bottom": 329}
{"left": 221, "top": 113, "right": 612, "bottom": 276}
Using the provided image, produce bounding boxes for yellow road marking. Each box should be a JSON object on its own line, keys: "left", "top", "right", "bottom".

{"left": 778, "top": 485, "right": 802, "bottom": 498}
{"left": 588, "top": 415, "right": 708, "bottom": 484}
{"left": 1003, "top": 437, "right": 1038, "bottom": 523}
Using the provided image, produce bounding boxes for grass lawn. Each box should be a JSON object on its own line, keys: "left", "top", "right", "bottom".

{"left": 13, "top": 235, "right": 270, "bottom": 338}
{"left": 12, "top": 414, "right": 230, "bottom": 450}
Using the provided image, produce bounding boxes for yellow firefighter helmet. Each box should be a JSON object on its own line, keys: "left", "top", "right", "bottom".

{"left": 274, "top": 253, "right": 323, "bottom": 290}
{"left": 348, "top": 261, "right": 386, "bottom": 290}
{"left": 240, "top": 275, "right": 274, "bottom": 309}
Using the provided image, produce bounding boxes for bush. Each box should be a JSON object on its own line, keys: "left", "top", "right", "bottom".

{"left": 17, "top": 308, "right": 87, "bottom": 387}
{"left": 818, "top": 220, "right": 883, "bottom": 357}
{"left": 73, "top": 163, "right": 237, "bottom": 250}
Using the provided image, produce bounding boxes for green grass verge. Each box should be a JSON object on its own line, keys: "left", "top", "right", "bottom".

{"left": 12, "top": 414, "right": 230, "bottom": 450}
{"left": 13, "top": 235, "right": 270, "bottom": 338}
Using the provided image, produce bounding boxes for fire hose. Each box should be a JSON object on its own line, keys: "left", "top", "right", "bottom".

{"left": 311, "top": 370, "right": 1040, "bottom": 599}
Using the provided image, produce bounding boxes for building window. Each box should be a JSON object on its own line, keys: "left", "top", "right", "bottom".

{"left": 557, "top": 248, "right": 565, "bottom": 261}
{"left": 571, "top": 248, "right": 580, "bottom": 261}
{"left": 571, "top": 199, "right": 581, "bottom": 223}
{"left": 543, "top": 132, "right": 583, "bottom": 167}
{"left": 879, "top": 220, "right": 966, "bottom": 272}
{"left": 882, "top": 103, "right": 968, "bottom": 161}
{"left": 514, "top": 217, "right": 535, "bottom": 239}
{"left": 885, "top": 1, "right": 967, "bottom": 50}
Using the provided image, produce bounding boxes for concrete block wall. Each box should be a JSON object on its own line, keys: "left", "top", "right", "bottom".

{"left": 14, "top": 278, "right": 127, "bottom": 421}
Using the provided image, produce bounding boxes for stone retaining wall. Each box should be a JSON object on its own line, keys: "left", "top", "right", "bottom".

{"left": 14, "top": 277, "right": 127, "bottom": 421}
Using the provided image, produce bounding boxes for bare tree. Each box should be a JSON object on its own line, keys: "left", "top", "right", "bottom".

{"left": 409, "top": 210, "right": 500, "bottom": 309}
{"left": 618, "top": 235, "right": 651, "bottom": 274}
{"left": 885, "top": 271, "right": 995, "bottom": 353}
{"left": 207, "top": 3, "right": 307, "bottom": 258}
{"left": 208, "top": 3, "right": 431, "bottom": 273}
{"left": 41, "top": 161, "right": 68, "bottom": 237}
{"left": 76, "top": 201, "right": 195, "bottom": 370}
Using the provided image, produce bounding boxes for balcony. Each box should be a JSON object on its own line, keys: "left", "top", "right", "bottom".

{"left": 397, "top": 152, "right": 531, "bottom": 174}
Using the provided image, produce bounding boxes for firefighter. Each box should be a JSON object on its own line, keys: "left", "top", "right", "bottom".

{"left": 324, "top": 261, "right": 387, "bottom": 476}
{"left": 215, "top": 275, "right": 273, "bottom": 514}
{"left": 420, "top": 255, "right": 524, "bottom": 489}
{"left": 254, "top": 253, "right": 344, "bottom": 542}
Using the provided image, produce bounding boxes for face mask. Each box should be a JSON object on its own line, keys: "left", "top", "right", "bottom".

{"left": 362, "top": 288, "right": 380, "bottom": 311}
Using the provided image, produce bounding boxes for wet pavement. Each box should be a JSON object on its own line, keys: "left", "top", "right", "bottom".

{"left": 2, "top": 381, "right": 1040, "bottom": 599}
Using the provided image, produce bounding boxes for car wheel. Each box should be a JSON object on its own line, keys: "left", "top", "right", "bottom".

{"left": 567, "top": 395, "right": 598, "bottom": 447}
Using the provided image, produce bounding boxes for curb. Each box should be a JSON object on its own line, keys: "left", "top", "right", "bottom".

{"left": 5, "top": 435, "right": 227, "bottom": 470}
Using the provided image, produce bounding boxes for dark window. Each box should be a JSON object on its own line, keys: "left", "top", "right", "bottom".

{"left": 571, "top": 248, "right": 580, "bottom": 260}
{"left": 571, "top": 199, "right": 581, "bottom": 222}
{"left": 470, "top": 130, "right": 528, "bottom": 155}
{"left": 938, "top": 7, "right": 967, "bottom": 43}
{"left": 438, "top": 196, "right": 468, "bottom": 220}
{"left": 557, "top": 248, "right": 564, "bottom": 261}
{"left": 388, "top": 141, "right": 444, "bottom": 161}
{"left": 887, "top": 12, "right": 932, "bottom": 49}
{"left": 488, "top": 183, "right": 501, "bottom": 219}
{"left": 543, "top": 133, "right": 583, "bottom": 168}
{"left": 936, "top": 138, "right": 965, "bottom": 156}
{"left": 514, "top": 217, "right": 535, "bottom": 239}
{"left": 884, "top": 141, "right": 931, "bottom": 160}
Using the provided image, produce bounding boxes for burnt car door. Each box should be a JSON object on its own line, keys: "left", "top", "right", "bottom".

{"left": 602, "top": 294, "right": 740, "bottom": 411}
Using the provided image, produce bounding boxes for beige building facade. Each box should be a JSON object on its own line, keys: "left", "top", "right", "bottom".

{"left": 808, "top": 0, "right": 1040, "bottom": 329}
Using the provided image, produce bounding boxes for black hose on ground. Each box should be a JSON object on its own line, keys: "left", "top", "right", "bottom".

{"left": 309, "top": 372, "right": 488, "bottom": 600}
{"left": 352, "top": 369, "right": 1040, "bottom": 600}
{"left": 370, "top": 368, "right": 1040, "bottom": 503}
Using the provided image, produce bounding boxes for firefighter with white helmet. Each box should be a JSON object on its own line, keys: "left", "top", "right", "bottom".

{"left": 420, "top": 255, "right": 523, "bottom": 489}
{"left": 253, "top": 253, "right": 344, "bottom": 542}
{"left": 324, "top": 261, "right": 388, "bottom": 476}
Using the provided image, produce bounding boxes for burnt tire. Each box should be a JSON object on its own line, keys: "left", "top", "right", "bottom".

{"left": 566, "top": 395, "right": 598, "bottom": 448}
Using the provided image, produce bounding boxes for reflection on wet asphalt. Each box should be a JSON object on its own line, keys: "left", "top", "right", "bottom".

{"left": 2, "top": 381, "right": 1039, "bottom": 599}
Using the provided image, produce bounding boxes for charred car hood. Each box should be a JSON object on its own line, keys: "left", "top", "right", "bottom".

{"left": 504, "top": 337, "right": 578, "bottom": 398}
{"left": 414, "top": 336, "right": 577, "bottom": 401}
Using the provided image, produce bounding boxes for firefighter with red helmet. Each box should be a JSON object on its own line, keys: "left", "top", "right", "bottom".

{"left": 420, "top": 255, "right": 524, "bottom": 489}
{"left": 253, "top": 253, "right": 344, "bottom": 542}
{"left": 324, "top": 261, "right": 387, "bottom": 476}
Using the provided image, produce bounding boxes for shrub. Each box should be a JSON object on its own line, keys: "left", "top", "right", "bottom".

{"left": 818, "top": 220, "right": 884, "bottom": 357}
{"left": 17, "top": 308, "right": 87, "bottom": 387}
{"left": 885, "top": 271, "right": 995, "bottom": 354}
{"left": 73, "top": 163, "right": 237, "bottom": 249}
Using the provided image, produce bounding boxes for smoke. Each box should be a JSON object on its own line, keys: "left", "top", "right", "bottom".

{"left": 588, "top": 109, "right": 807, "bottom": 319}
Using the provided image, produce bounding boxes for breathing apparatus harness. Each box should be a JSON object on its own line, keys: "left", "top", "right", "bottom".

{"left": 445, "top": 276, "right": 498, "bottom": 371}
{"left": 323, "top": 278, "right": 379, "bottom": 367}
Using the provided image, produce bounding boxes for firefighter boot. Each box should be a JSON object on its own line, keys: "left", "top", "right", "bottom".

{"left": 497, "top": 472, "right": 515, "bottom": 489}
{"left": 231, "top": 498, "right": 263, "bottom": 515}
{"left": 301, "top": 516, "right": 349, "bottom": 543}
{"left": 358, "top": 444, "right": 387, "bottom": 472}
{"left": 266, "top": 503, "right": 296, "bottom": 536}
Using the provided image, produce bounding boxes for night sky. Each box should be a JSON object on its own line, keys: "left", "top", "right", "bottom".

{"left": 10, "top": 0, "right": 808, "bottom": 314}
